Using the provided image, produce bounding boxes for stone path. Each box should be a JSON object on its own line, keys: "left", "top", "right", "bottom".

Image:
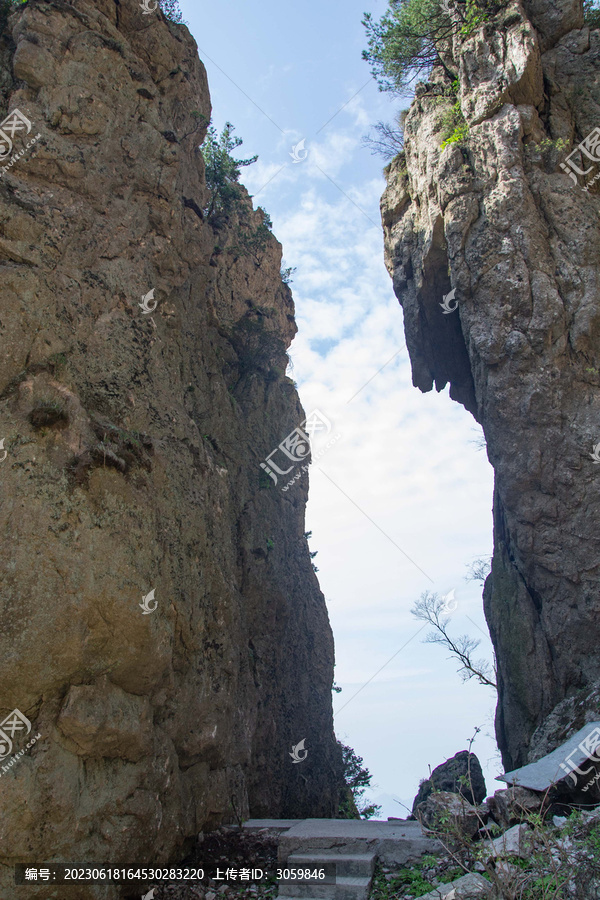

{"left": 241, "top": 819, "right": 441, "bottom": 900}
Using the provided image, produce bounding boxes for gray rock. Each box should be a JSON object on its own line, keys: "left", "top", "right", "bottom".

{"left": 486, "top": 786, "right": 542, "bottom": 829}
{"left": 528, "top": 682, "right": 600, "bottom": 763}
{"left": 412, "top": 751, "right": 487, "bottom": 814}
{"left": 485, "top": 823, "right": 533, "bottom": 859}
{"left": 415, "top": 792, "right": 481, "bottom": 839}
{"left": 417, "top": 872, "right": 495, "bottom": 899}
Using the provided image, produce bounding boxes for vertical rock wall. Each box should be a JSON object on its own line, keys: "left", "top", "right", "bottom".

{"left": 0, "top": 1, "right": 340, "bottom": 894}
{"left": 381, "top": 0, "right": 600, "bottom": 768}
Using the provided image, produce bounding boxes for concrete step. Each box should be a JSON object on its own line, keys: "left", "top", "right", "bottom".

{"left": 278, "top": 818, "right": 441, "bottom": 866}
{"left": 287, "top": 851, "right": 375, "bottom": 878}
{"left": 278, "top": 875, "right": 371, "bottom": 900}
{"left": 240, "top": 819, "right": 302, "bottom": 833}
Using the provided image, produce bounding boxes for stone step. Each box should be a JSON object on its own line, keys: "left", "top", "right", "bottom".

{"left": 287, "top": 851, "right": 375, "bottom": 878}
{"left": 241, "top": 819, "right": 302, "bottom": 832}
{"left": 278, "top": 875, "right": 371, "bottom": 900}
{"left": 278, "top": 818, "right": 441, "bottom": 866}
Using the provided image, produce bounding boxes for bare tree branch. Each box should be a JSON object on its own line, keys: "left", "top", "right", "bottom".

{"left": 411, "top": 591, "right": 497, "bottom": 689}
{"left": 465, "top": 556, "right": 491, "bottom": 586}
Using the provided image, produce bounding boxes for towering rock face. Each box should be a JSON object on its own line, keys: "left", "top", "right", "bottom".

{"left": 0, "top": 0, "right": 339, "bottom": 892}
{"left": 382, "top": 0, "right": 600, "bottom": 769}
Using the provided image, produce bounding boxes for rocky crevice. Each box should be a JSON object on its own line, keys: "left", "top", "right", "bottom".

{"left": 382, "top": 0, "right": 600, "bottom": 769}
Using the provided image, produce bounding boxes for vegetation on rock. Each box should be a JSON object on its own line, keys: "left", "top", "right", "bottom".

{"left": 201, "top": 122, "right": 274, "bottom": 263}
{"left": 159, "top": 0, "right": 186, "bottom": 23}
{"left": 584, "top": 0, "right": 600, "bottom": 28}
{"left": 337, "top": 741, "right": 383, "bottom": 819}
{"left": 362, "top": 0, "right": 502, "bottom": 93}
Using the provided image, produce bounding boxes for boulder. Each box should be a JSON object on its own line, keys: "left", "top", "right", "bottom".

{"left": 415, "top": 791, "right": 481, "bottom": 839}
{"left": 486, "top": 786, "right": 542, "bottom": 829}
{"left": 412, "top": 751, "right": 487, "bottom": 814}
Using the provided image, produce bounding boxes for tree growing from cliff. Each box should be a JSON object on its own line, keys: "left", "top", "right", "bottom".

{"left": 159, "top": 0, "right": 185, "bottom": 23}
{"left": 200, "top": 122, "right": 274, "bottom": 264}
{"left": 337, "top": 741, "right": 382, "bottom": 819}
{"left": 411, "top": 591, "right": 497, "bottom": 689}
{"left": 201, "top": 122, "right": 258, "bottom": 220}
{"left": 362, "top": 0, "right": 501, "bottom": 92}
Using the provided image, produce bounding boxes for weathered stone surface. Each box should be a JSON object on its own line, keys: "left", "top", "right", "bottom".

{"left": 412, "top": 751, "right": 487, "bottom": 814}
{"left": 415, "top": 792, "right": 481, "bottom": 839}
{"left": 0, "top": 1, "right": 340, "bottom": 895}
{"left": 381, "top": 0, "right": 600, "bottom": 769}
{"left": 56, "top": 678, "right": 155, "bottom": 762}
{"left": 528, "top": 681, "right": 600, "bottom": 762}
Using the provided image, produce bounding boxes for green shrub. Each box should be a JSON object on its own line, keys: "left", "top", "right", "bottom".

{"left": 439, "top": 99, "right": 469, "bottom": 148}
{"left": 460, "top": 0, "right": 490, "bottom": 35}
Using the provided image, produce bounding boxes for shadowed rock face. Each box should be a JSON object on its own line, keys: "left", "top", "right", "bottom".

{"left": 381, "top": 0, "right": 600, "bottom": 769}
{"left": 0, "top": 1, "right": 340, "bottom": 892}
{"left": 412, "top": 751, "right": 487, "bottom": 814}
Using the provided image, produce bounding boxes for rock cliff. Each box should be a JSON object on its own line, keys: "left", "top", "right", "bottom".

{"left": 0, "top": 0, "right": 340, "bottom": 894}
{"left": 381, "top": 0, "right": 600, "bottom": 769}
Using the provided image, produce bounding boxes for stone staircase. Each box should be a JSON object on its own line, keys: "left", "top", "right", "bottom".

{"left": 277, "top": 850, "right": 375, "bottom": 900}
{"left": 241, "top": 818, "right": 441, "bottom": 900}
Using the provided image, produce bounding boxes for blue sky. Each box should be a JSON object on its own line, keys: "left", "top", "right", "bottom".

{"left": 178, "top": 0, "right": 500, "bottom": 816}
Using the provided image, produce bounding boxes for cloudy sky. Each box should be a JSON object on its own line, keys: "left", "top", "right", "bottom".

{"left": 178, "top": 0, "right": 500, "bottom": 816}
